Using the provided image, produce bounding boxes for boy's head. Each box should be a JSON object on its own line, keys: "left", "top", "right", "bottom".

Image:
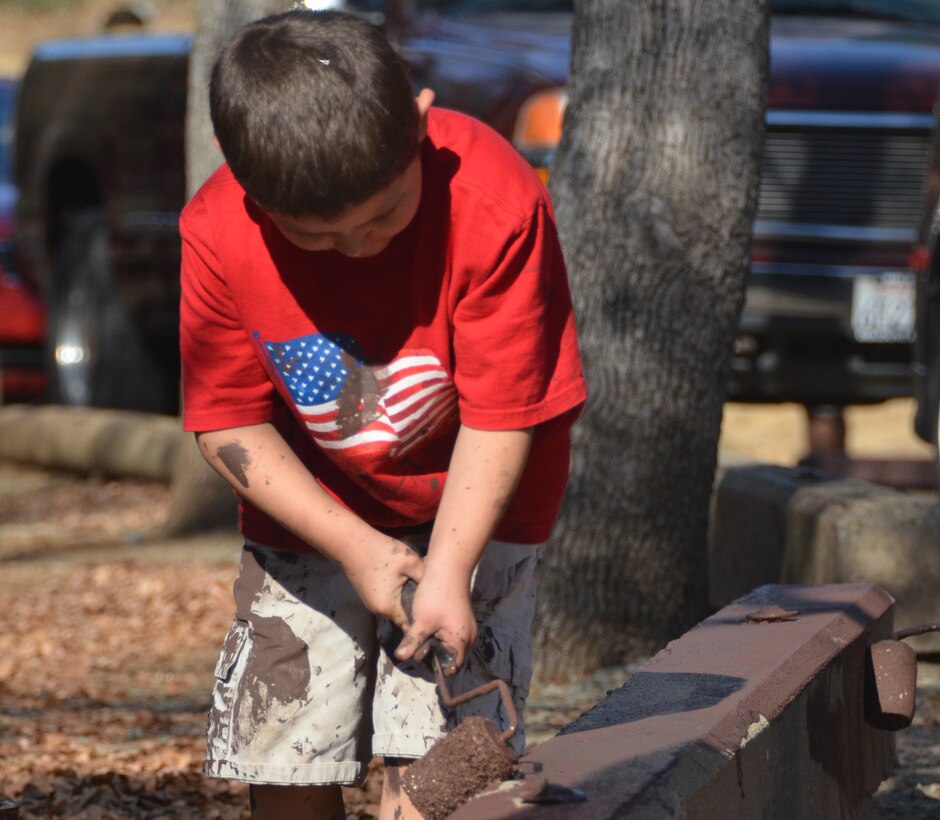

{"left": 210, "top": 10, "right": 422, "bottom": 222}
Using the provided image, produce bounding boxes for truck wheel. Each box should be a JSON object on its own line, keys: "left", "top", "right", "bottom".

{"left": 47, "top": 210, "right": 164, "bottom": 411}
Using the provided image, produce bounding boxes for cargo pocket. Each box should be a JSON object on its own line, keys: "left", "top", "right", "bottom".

{"left": 472, "top": 622, "right": 534, "bottom": 699}
{"left": 206, "top": 619, "right": 251, "bottom": 770}
{"left": 469, "top": 547, "right": 543, "bottom": 703}
{"left": 470, "top": 546, "right": 543, "bottom": 627}
{"left": 454, "top": 622, "right": 533, "bottom": 756}
{"left": 214, "top": 619, "right": 250, "bottom": 683}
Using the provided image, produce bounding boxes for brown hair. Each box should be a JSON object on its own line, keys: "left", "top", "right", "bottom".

{"left": 210, "top": 10, "right": 419, "bottom": 219}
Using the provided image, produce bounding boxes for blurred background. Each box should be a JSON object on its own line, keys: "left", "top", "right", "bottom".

{"left": 0, "top": 0, "right": 193, "bottom": 76}
{"left": 0, "top": 0, "right": 937, "bottom": 474}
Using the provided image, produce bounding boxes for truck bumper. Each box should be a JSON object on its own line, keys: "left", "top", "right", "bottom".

{"left": 728, "top": 267, "right": 915, "bottom": 406}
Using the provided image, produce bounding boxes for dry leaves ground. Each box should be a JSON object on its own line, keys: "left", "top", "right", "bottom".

{"left": 0, "top": 462, "right": 262, "bottom": 819}
{"left": 0, "top": 461, "right": 598, "bottom": 819}
{"left": 876, "top": 663, "right": 940, "bottom": 818}
{"left": 0, "top": 427, "right": 938, "bottom": 818}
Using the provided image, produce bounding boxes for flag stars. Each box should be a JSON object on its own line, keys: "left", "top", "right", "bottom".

{"left": 265, "top": 333, "right": 359, "bottom": 404}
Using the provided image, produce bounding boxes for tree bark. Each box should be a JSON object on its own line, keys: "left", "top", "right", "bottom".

{"left": 164, "top": 0, "right": 290, "bottom": 536}
{"left": 535, "top": 0, "right": 770, "bottom": 678}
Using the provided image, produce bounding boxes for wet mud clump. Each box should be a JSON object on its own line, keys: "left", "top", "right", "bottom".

{"left": 401, "top": 716, "right": 517, "bottom": 819}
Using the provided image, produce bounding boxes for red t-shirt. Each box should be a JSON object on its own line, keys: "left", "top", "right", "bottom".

{"left": 180, "top": 108, "right": 586, "bottom": 548}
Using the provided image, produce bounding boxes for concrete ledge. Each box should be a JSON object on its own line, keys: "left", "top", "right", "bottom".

{"left": 455, "top": 584, "right": 894, "bottom": 819}
{"left": 0, "top": 405, "right": 184, "bottom": 481}
{"left": 710, "top": 465, "right": 940, "bottom": 651}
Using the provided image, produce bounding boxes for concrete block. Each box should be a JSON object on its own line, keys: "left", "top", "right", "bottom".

{"left": 710, "top": 465, "right": 940, "bottom": 652}
{"left": 0, "top": 404, "right": 184, "bottom": 481}
{"left": 453, "top": 584, "right": 895, "bottom": 819}
{"left": 708, "top": 464, "right": 828, "bottom": 607}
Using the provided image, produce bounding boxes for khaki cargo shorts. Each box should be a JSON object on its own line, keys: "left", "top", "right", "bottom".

{"left": 203, "top": 538, "right": 544, "bottom": 786}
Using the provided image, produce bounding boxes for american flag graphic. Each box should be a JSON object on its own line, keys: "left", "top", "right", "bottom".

{"left": 263, "top": 333, "right": 458, "bottom": 458}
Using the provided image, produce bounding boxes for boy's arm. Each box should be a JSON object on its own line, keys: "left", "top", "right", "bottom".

{"left": 195, "top": 423, "right": 423, "bottom": 626}
{"left": 395, "top": 423, "right": 534, "bottom": 672}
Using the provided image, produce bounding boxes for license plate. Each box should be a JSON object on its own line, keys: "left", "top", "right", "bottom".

{"left": 851, "top": 273, "right": 916, "bottom": 343}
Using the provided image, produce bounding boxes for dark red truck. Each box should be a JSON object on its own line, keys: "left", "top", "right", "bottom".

{"left": 0, "top": 76, "right": 45, "bottom": 403}
{"left": 11, "top": 0, "right": 940, "bottom": 425}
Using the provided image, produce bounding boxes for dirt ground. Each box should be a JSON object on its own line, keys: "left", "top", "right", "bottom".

{"left": 720, "top": 397, "right": 936, "bottom": 466}
{"left": 0, "top": 401, "right": 937, "bottom": 818}
{"left": 0, "top": 457, "right": 617, "bottom": 819}
{"left": 0, "top": 464, "right": 620, "bottom": 819}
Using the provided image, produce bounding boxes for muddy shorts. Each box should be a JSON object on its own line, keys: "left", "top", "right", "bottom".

{"left": 203, "top": 538, "right": 544, "bottom": 786}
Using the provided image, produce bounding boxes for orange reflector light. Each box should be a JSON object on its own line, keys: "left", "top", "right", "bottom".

{"left": 513, "top": 88, "right": 566, "bottom": 149}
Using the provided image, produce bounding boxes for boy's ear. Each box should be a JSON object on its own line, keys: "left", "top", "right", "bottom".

{"left": 415, "top": 88, "right": 435, "bottom": 141}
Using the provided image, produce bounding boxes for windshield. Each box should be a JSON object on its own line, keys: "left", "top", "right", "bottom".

{"left": 415, "top": 0, "right": 940, "bottom": 24}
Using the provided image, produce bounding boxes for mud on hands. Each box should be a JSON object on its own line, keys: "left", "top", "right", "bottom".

{"left": 194, "top": 423, "right": 426, "bottom": 625}
{"left": 398, "top": 578, "right": 460, "bottom": 676}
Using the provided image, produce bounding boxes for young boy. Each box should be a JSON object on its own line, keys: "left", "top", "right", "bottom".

{"left": 179, "top": 9, "right": 585, "bottom": 819}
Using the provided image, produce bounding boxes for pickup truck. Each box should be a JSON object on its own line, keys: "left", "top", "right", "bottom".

{"left": 1, "top": 76, "right": 45, "bottom": 403}
{"left": 12, "top": 0, "right": 940, "bottom": 416}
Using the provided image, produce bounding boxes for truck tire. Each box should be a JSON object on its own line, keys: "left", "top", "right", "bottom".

{"left": 47, "top": 210, "right": 166, "bottom": 411}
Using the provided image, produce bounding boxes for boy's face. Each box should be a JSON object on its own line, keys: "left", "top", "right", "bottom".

{"left": 267, "top": 89, "right": 434, "bottom": 259}
{"left": 267, "top": 154, "right": 423, "bottom": 258}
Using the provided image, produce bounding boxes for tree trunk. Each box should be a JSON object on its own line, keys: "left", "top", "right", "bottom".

{"left": 535, "top": 0, "right": 770, "bottom": 678}
{"left": 164, "top": 0, "right": 290, "bottom": 536}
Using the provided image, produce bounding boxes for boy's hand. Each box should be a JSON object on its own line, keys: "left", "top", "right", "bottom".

{"left": 395, "top": 565, "right": 477, "bottom": 674}
{"left": 342, "top": 538, "right": 424, "bottom": 627}
{"left": 392, "top": 425, "right": 532, "bottom": 673}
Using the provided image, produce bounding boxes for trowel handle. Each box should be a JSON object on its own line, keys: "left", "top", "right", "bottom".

{"left": 892, "top": 622, "right": 940, "bottom": 641}
{"left": 400, "top": 579, "right": 458, "bottom": 672}
{"left": 401, "top": 578, "right": 418, "bottom": 622}
{"left": 401, "top": 581, "right": 518, "bottom": 743}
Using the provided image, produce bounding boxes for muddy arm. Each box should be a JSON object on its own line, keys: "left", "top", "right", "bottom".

{"left": 195, "top": 423, "right": 422, "bottom": 624}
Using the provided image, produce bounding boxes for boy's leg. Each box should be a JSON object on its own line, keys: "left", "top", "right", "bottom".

{"left": 204, "top": 544, "right": 378, "bottom": 806}
{"left": 379, "top": 759, "right": 421, "bottom": 820}
{"left": 373, "top": 540, "right": 545, "bottom": 817}
{"left": 249, "top": 784, "right": 345, "bottom": 819}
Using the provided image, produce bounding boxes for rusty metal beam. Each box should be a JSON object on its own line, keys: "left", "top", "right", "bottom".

{"left": 453, "top": 584, "right": 894, "bottom": 819}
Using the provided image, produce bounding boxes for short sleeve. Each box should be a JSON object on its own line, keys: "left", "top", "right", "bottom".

{"left": 451, "top": 202, "right": 586, "bottom": 429}
{"left": 179, "top": 195, "right": 277, "bottom": 432}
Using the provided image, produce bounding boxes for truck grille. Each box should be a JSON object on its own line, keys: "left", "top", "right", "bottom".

{"left": 757, "top": 128, "right": 932, "bottom": 232}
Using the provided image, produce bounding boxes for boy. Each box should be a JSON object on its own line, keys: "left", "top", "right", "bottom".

{"left": 180, "top": 9, "right": 585, "bottom": 819}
